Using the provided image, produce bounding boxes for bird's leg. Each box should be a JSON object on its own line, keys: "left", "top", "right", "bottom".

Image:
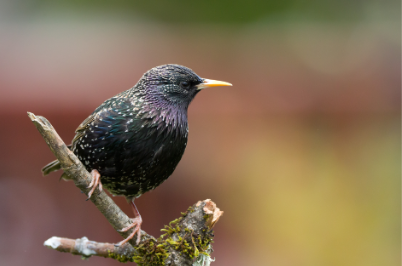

{"left": 86, "top": 169, "right": 103, "bottom": 200}
{"left": 116, "top": 199, "right": 142, "bottom": 246}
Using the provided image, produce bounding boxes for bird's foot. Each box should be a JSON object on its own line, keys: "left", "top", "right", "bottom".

{"left": 115, "top": 200, "right": 143, "bottom": 246}
{"left": 116, "top": 216, "right": 142, "bottom": 246}
{"left": 86, "top": 169, "right": 103, "bottom": 200}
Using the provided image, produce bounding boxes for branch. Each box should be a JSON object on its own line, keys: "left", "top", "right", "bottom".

{"left": 28, "top": 112, "right": 223, "bottom": 265}
{"left": 43, "top": 200, "right": 223, "bottom": 264}
{"left": 44, "top": 236, "right": 135, "bottom": 259}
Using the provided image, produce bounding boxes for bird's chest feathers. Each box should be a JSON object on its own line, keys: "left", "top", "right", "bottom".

{"left": 113, "top": 101, "right": 189, "bottom": 160}
{"left": 128, "top": 98, "right": 189, "bottom": 138}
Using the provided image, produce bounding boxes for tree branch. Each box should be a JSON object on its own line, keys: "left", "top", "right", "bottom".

{"left": 28, "top": 112, "right": 223, "bottom": 265}
{"left": 44, "top": 236, "right": 136, "bottom": 259}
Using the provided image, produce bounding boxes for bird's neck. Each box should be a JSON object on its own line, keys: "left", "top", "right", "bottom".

{"left": 123, "top": 85, "right": 189, "bottom": 137}
{"left": 143, "top": 101, "right": 189, "bottom": 136}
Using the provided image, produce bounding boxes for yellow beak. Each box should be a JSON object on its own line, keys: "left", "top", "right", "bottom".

{"left": 196, "top": 79, "right": 232, "bottom": 90}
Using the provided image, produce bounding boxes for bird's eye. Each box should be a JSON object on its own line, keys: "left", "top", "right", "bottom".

{"left": 180, "top": 81, "right": 190, "bottom": 89}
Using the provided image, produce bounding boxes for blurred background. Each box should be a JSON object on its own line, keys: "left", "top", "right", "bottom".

{"left": 0, "top": 1, "right": 400, "bottom": 265}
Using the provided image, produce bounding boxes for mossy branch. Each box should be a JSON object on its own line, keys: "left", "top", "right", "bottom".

{"left": 28, "top": 112, "right": 223, "bottom": 265}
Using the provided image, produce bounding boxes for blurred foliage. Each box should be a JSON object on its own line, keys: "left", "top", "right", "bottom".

{"left": 29, "top": 0, "right": 373, "bottom": 23}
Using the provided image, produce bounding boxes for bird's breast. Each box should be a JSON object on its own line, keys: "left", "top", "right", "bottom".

{"left": 73, "top": 113, "right": 188, "bottom": 197}
{"left": 72, "top": 97, "right": 190, "bottom": 198}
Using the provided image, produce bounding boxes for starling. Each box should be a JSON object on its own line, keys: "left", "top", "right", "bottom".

{"left": 42, "top": 64, "right": 232, "bottom": 245}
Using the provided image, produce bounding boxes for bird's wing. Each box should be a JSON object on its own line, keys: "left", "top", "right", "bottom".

{"left": 71, "top": 113, "right": 96, "bottom": 150}
{"left": 75, "top": 113, "right": 96, "bottom": 133}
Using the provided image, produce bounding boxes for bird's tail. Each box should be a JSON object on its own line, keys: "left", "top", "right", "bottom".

{"left": 42, "top": 160, "right": 61, "bottom": 176}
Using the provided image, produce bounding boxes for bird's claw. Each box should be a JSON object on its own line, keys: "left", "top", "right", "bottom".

{"left": 115, "top": 217, "right": 142, "bottom": 246}
{"left": 86, "top": 169, "right": 103, "bottom": 200}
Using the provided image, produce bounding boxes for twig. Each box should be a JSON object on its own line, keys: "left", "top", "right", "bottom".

{"left": 44, "top": 236, "right": 135, "bottom": 259}
{"left": 28, "top": 112, "right": 223, "bottom": 265}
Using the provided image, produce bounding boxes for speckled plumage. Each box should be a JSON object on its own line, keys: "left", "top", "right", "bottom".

{"left": 44, "top": 64, "right": 205, "bottom": 199}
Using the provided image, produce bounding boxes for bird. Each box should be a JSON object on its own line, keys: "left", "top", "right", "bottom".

{"left": 41, "top": 64, "right": 232, "bottom": 246}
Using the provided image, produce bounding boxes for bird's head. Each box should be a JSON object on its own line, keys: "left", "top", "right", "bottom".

{"left": 140, "top": 64, "right": 232, "bottom": 108}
